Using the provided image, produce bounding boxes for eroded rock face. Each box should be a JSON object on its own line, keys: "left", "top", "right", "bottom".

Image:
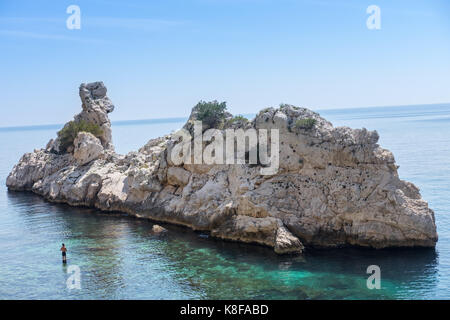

{"left": 167, "top": 167, "right": 191, "bottom": 187}
{"left": 6, "top": 84, "right": 438, "bottom": 254}
{"left": 48, "top": 82, "right": 115, "bottom": 154}
{"left": 73, "top": 132, "right": 104, "bottom": 165}
{"left": 77, "top": 82, "right": 115, "bottom": 150}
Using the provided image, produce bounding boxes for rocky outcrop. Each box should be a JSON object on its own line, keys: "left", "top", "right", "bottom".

{"left": 73, "top": 132, "right": 104, "bottom": 165}
{"left": 6, "top": 83, "right": 438, "bottom": 254}
{"left": 48, "top": 82, "right": 114, "bottom": 153}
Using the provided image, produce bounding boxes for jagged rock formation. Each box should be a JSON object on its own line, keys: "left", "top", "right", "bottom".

{"left": 6, "top": 82, "right": 438, "bottom": 254}
{"left": 47, "top": 82, "right": 114, "bottom": 153}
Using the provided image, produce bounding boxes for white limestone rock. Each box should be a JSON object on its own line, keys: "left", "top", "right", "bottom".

{"left": 167, "top": 166, "right": 191, "bottom": 186}
{"left": 76, "top": 82, "right": 115, "bottom": 150}
{"left": 73, "top": 132, "right": 104, "bottom": 165}
{"left": 6, "top": 83, "right": 438, "bottom": 254}
{"left": 49, "top": 81, "right": 115, "bottom": 154}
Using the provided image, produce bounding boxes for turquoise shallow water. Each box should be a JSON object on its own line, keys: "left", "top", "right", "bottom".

{"left": 0, "top": 104, "right": 449, "bottom": 299}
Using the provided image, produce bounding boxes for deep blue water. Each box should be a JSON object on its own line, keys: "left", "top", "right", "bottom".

{"left": 0, "top": 104, "right": 449, "bottom": 299}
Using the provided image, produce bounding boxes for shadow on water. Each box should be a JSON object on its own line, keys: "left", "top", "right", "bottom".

{"left": 6, "top": 190, "right": 439, "bottom": 299}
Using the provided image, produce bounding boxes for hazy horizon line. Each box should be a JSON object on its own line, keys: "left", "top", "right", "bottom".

{"left": 1, "top": 102, "right": 449, "bottom": 131}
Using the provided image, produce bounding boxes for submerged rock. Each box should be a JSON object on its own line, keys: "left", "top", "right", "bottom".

{"left": 6, "top": 83, "right": 438, "bottom": 254}
{"left": 151, "top": 224, "right": 167, "bottom": 234}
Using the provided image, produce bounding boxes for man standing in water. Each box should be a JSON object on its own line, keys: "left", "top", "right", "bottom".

{"left": 60, "top": 243, "right": 67, "bottom": 263}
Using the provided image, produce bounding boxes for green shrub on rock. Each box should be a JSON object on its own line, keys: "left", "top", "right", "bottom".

{"left": 229, "top": 115, "right": 248, "bottom": 123}
{"left": 57, "top": 120, "right": 103, "bottom": 152}
{"left": 194, "top": 100, "right": 227, "bottom": 128}
{"left": 294, "top": 118, "right": 317, "bottom": 130}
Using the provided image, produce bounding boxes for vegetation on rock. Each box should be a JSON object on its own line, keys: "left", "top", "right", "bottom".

{"left": 228, "top": 115, "right": 248, "bottom": 124}
{"left": 194, "top": 100, "right": 227, "bottom": 127}
{"left": 294, "top": 118, "right": 317, "bottom": 130}
{"left": 57, "top": 120, "right": 103, "bottom": 152}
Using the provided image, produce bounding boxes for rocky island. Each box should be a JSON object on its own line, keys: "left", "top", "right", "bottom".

{"left": 6, "top": 82, "right": 438, "bottom": 254}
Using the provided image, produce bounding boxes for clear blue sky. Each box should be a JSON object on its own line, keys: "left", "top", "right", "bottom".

{"left": 1, "top": 0, "right": 449, "bottom": 127}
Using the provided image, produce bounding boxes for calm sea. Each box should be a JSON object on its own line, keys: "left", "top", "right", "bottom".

{"left": 0, "top": 104, "right": 449, "bottom": 299}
